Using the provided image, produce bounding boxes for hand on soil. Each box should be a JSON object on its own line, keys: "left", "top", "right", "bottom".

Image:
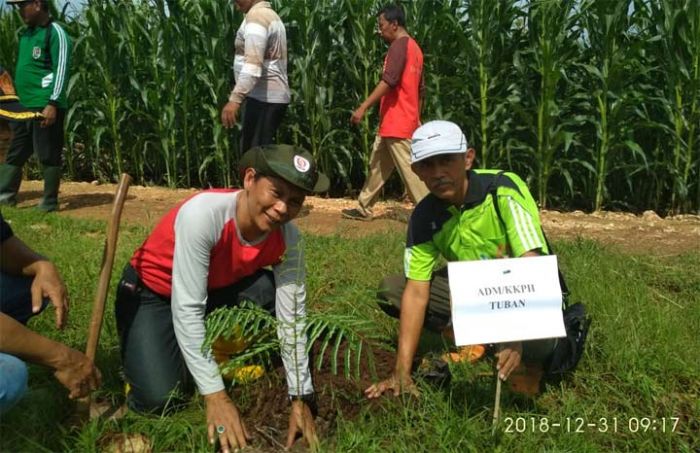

{"left": 364, "top": 373, "right": 418, "bottom": 399}
{"left": 205, "top": 391, "right": 250, "bottom": 452}
{"left": 286, "top": 400, "right": 319, "bottom": 452}
{"left": 54, "top": 347, "right": 101, "bottom": 399}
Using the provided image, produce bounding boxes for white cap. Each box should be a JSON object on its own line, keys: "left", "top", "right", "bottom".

{"left": 410, "top": 120, "right": 468, "bottom": 164}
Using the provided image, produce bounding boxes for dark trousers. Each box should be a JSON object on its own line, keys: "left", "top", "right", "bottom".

{"left": 6, "top": 109, "right": 65, "bottom": 167}
{"left": 239, "top": 98, "right": 287, "bottom": 154}
{"left": 377, "top": 269, "right": 556, "bottom": 363}
{"left": 114, "top": 264, "right": 276, "bottom": 413}
{"left": 0, "top": 272, "right": 48, "bottom": 324}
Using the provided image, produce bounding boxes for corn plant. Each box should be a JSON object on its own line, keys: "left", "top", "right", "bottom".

{"left": 515, "top": 0, "right": 584, "bottom": 208}
{"left": 406, "top": 1, "right": 475, "bottom": 132}
{"left": 454, "top": 0, "right": 523, "bottom": 168}
{"left": 67, "top": 0, "right": 235, "bottom": 187}
{"left": 0, "top": 8, "right": 20, "bottom": 72}
{"left": 647, "top": 0, "right": 700, "bottom": 213}
{"left": 2, "top": 0, "right": 699, "bottom": 212}
{"left": 279, "top": 0, "right": 375, "bottom": 191}
{"left": 577, "top": 0, "right": 655, "bottom": 211}
{"left": 339, "top": 0, "right": 382, "bottom": 173}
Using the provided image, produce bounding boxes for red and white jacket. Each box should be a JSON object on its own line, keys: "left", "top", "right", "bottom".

{"left": 131, "top": 190, "right": 312, "bottom": 396}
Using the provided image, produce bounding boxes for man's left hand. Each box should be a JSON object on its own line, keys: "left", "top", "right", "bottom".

{"left": 30, "top": 260, "right": 69, "bottom": 329}
{"left": 285, "top": 400, "right": 319, "bottom": 452}
{"left": 496, "top": 341, "right": 523, "bottom": 380}
{"left": 40, "top": 104, "right": 57, "bottom": 128}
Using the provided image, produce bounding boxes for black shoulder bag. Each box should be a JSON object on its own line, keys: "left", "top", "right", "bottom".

{"left": 489, "top": 172, "right": 591, "bottom": 386}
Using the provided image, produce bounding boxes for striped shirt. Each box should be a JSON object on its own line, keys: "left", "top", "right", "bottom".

{"left": 404, "top": 170, "right": 548, "bottom": 281}
{"left": 15, "top": 22, "right": 71, "bottom": 109}
{"left": 229, "top": 1, "right": 290, "bottom": 105}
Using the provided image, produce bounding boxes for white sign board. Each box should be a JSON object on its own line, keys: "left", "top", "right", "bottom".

{"left": 447, "top": 255, "right": 566, "bottom": 346}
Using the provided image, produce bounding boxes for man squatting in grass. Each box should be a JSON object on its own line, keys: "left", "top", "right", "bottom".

{"left": 342, "top": 3, "right": 429, "bottom": 221}
{"left": 221, "top": 0, "right": 290, "bottom": 155}
{"left": 366, "top": 121, "right": 558, "bottom": 398}
{"left": 0, "top": 211, "right": 101, "bottom": 414}
{"left": 0, "top": 0, "right": 72, "bottom": 212}
{"left": 115, "top": 145, "right": 328, "bottom": 451}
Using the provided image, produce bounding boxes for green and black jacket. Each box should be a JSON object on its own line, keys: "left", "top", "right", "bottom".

{"left": 404, "top": 169, "right": 549, "bottom": 281}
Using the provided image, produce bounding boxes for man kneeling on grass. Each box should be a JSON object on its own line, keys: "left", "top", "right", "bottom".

{"left": 365, "top": 120, "right": 558, "bottom": 399}
{"left": 115, "top": 145, "right": 327, "bottom": 451}
{"left": 0, "top": 212, "right": 101, "bottom": 414}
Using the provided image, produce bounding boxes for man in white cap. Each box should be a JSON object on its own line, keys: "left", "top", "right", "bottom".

{"left": 365, "top": 120, "right": 557, "bottom": 398}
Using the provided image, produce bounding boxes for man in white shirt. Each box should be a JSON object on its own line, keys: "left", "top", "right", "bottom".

{"left": 221, "top": 0, "right": 290, "bottom": 155}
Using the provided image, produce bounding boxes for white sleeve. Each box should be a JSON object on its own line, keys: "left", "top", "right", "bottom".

{"left": 171, "top": 199, "right": 224, "bottom": 396}
{"left": 273, "top": 224, "right": 314, "bottom": 396}
{"left": 229, "top": 21, "right": 268, "bottom": 103}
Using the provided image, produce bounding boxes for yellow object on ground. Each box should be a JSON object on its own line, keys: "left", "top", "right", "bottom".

{"left": 229, "top": 365, "right": 265, "bottom": 383}
{"left": 212, "top": 327, "right": 249, "bottom": 358}
{"left": 441, "top": 344, "right": 486, "bottom": 364}
{"left": 212, "top": 327, "right": 265, "bottom": 383}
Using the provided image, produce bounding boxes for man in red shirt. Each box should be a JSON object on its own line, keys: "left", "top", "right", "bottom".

{"left": 115, "top": 145, "right": 327, "bottom": 452}
{"left": 343, "top": 3, "right": 429, "bottom": 221}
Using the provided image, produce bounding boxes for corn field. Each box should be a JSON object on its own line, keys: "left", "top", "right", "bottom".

{"left": 1, "top": 0, "right": 698, "bottom": 213}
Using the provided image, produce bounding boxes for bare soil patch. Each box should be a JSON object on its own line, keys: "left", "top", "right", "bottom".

{"left": 12, "top": 179, "right": 700, "bottom": 256}
{"left": 229, "top": 344, "right": 395, "bottom": 452}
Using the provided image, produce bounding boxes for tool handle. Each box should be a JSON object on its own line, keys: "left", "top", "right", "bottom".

{"left": 85, "top": 173, "right": 131, "bottom": 360}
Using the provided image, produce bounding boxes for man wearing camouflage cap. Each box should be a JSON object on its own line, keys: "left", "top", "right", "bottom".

{"left": 116, "top": 145, "right": 327, "bottom": 451}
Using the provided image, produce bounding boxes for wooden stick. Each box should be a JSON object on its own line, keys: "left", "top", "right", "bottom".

{"left": 492, "top": 373, "right": 502, "bottom": 434}
{"left": 77, "top": 173, "right": 131, "bottom": 416}
{"left": 85, "top": 173, "right": 131, "bottom": 359}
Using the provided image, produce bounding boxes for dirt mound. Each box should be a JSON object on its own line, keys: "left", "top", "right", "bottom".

{"left": 229, "top": 344, "right": 395, "bottom": 452}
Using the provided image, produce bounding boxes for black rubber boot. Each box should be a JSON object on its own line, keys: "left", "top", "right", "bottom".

{"left": 0, "top": 164, "right": 22, "bottom": 206}
{"left": 37, "top": 166, "right": 61, "bottom": 212}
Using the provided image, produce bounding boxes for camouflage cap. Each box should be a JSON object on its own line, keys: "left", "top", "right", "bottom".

{"left": 239, "top": 144, "right": 330, "bottom": 194}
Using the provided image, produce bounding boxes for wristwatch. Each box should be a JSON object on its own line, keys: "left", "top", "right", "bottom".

{"left": 289, "top": 393, "right": 318, "bottom": 416}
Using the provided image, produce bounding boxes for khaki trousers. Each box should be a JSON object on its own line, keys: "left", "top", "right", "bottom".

{"left": 357, "top": 135, "right": 429, "bottom": 214}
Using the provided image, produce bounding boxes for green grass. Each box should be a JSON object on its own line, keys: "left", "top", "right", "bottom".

{"left": 0, "top": 208, "right": 698, "bottom": 451}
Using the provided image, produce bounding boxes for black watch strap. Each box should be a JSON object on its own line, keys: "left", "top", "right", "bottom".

{"left": 289, "top": 393, "right": 318, "bottom": 417}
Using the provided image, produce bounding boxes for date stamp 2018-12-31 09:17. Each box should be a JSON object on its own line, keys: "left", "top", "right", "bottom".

{"left": 502, "top": 416, "right": 681, "bottom": 434}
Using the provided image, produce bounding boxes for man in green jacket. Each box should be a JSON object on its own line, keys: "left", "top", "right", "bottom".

{"left": 365, "top": 120, "right": 557, "bottom": 398}
{"left": 0, "top": 0, "right": 72, "bottom": 212}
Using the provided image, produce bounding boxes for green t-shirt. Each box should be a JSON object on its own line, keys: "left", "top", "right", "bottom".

{"left": 404, "top": 170, "right": 549, "bottom": 281}
{"left": 15, "top": 22, "right": 72, "bottom": 109}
